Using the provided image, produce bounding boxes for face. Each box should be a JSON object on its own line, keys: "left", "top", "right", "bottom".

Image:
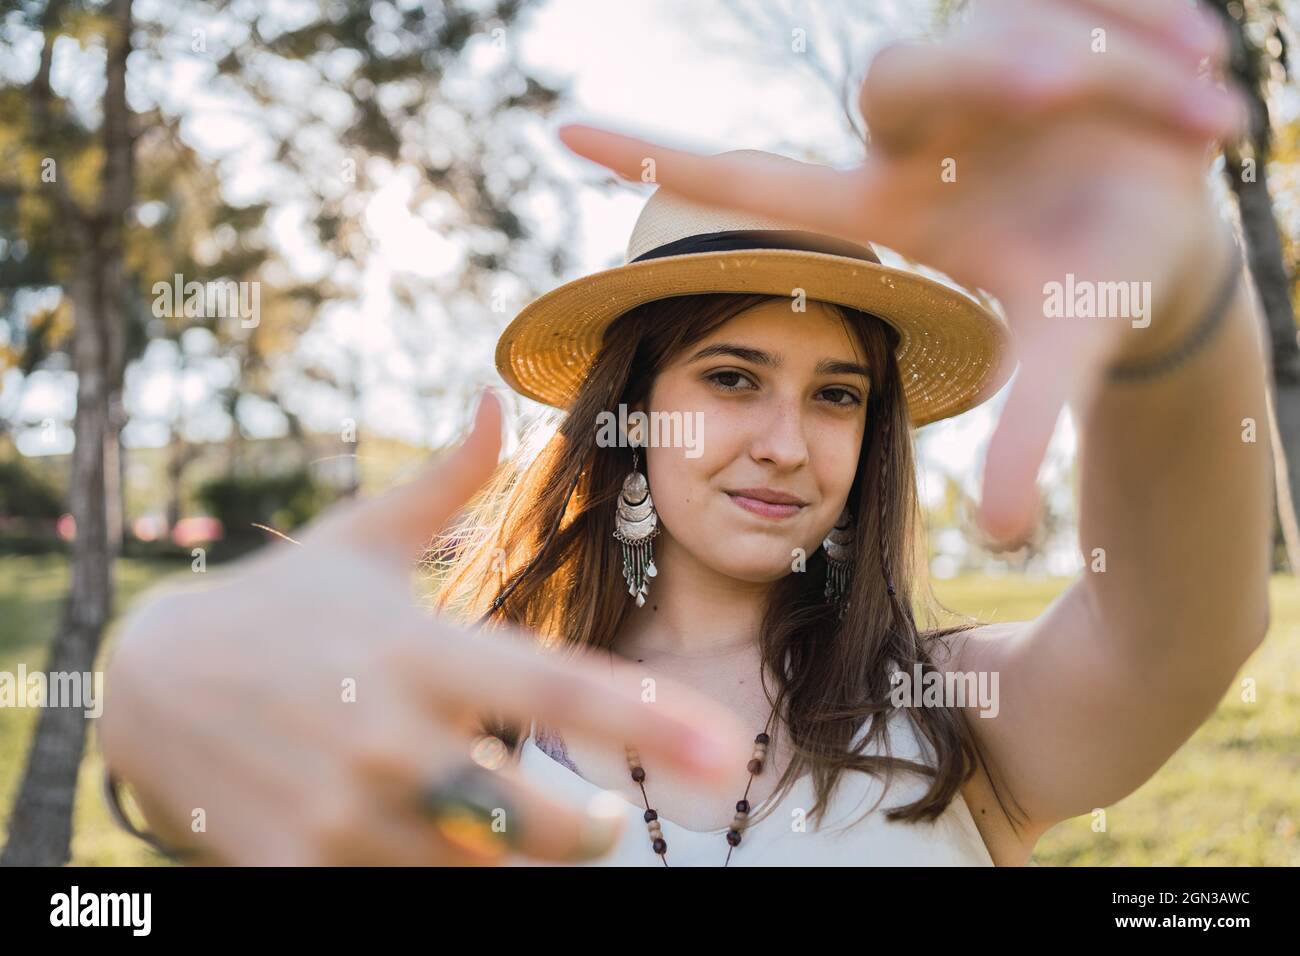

{"left": 637, "top": 298, "right": 870, "bottom": 584}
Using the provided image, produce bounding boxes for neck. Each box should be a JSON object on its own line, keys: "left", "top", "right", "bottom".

{"left": 612, "top": 530, "right": 772, "bottom": 661}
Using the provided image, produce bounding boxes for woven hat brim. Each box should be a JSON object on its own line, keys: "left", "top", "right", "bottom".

{"left": 495, "top": 248, "right": 1016, "bottom": 427}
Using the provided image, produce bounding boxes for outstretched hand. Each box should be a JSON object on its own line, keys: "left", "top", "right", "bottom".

{"left": 556, "top": 0, "right": 1246, "bottom": 542}
{"left": 102, "top": 388, "right": 754, "bottom": 865}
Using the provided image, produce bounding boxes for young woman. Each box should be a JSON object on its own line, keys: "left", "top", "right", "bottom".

{"left": 100, "top": 0, "right": 1272, "bottom": 866}
{"left": 446, "top": 272, "right": 1009, "bottom": 866}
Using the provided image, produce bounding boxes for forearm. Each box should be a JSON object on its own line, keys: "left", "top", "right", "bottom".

{"left": 1073, "top": 213, "right": 1273, "bottom": 666}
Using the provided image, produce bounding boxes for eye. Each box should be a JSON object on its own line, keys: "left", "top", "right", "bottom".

{"left": 820, "top": 386, "right": 863, "bottom": 408}
{"left": 705, "top": 369, "right": 756, "bottom": 393}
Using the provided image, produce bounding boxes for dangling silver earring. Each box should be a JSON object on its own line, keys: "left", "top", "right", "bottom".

{"left": 613, "top": 445, "right": 659, "bottom": 608}
{"left": 823, "top": 505, "right": 854, "bottom": 612}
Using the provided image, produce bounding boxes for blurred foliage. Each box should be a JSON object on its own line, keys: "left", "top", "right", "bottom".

{"left": 195, "top": 467, "right": 336, "bottom": 559}
{"left": 0, "top": 454, "right": 63, "bottom": 518}
{"left": 0, "top": 0, "right": 577, "bottom": 474}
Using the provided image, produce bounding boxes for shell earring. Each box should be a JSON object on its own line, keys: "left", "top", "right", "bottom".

{"left": 822, "top": 505, "right": 854, "bottom": 611}
{"left": 613, "top": 445, "right": 660, "bottom": 608}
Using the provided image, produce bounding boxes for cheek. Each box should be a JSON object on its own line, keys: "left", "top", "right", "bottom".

{"left": 803, "top": 411, "right": 864, "bottom": 473}
{"left": 818, "top": 433, "right": 862, "bottom": 494}
{"left": 645, "top": 446, "right": 715, "bottom": 517}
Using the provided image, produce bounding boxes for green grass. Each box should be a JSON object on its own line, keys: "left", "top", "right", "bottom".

{"left": 929, "top": 574, "right": 1300, "bottom": 866}
{"left": 1, "top": 556, "right": 1295, "bottom": 865}
{"left": 0, "top": 554, "right": 183, "bottom": 866}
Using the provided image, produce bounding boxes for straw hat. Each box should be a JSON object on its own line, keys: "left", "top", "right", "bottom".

{"left": 495, "top": 149, "right": 1015, "bottom": 427}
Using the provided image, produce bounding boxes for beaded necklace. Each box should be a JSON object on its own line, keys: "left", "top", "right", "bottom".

{"left": 607, "top": 646, "right": 779, "bottom": 866}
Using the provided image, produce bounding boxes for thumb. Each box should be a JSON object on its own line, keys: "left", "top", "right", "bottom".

{"left": 313, "top": 387, "right": 506, "bottom": 564}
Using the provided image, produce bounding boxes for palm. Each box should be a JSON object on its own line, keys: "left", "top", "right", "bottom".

{"left": 864, "top": 111, "right": 1213, "bottom": 376}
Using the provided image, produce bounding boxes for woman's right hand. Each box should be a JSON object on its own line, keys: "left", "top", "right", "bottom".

{"left": 99, "top": 388, "right": 752, "bottom": 865}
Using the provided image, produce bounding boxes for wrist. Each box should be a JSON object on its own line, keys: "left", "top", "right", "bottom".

{"left": 1105, "top": 205, "right": 1237, "bottom": 367}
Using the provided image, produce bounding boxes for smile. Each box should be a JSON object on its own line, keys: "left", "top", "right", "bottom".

{"left": 724, "top": 490, "right": 806, "bottom": 520}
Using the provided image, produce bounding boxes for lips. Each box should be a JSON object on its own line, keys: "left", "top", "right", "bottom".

{"left": 724, "top": 487, "right": 808, "bottom": 520}
{"left": 725, "top": 487, "right": 808, "bottom": 506}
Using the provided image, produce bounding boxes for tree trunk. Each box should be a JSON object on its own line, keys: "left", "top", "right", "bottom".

{"left": 1210, "top": 0, "right": 1300, "bottom": 574}
{"left": 107, "top": 386, "right": 126, "bottom": 555}
{"left": 166, "top": 426, "right": 184, "bottom": 531}
{"left": 2, "top": 0, "right": 133, "bottom": 867}
{"left": 1, "top": 254, "right": 113, "bottom": 866}
{"left": 1224, "top": 156, "right": 1300, "bottom": 573}
{"left": 1228, "top": 158, "right": 1300, "bottom": 572}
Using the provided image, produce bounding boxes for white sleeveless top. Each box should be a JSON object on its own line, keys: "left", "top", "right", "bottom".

{"left": 504, "top": 706, "right": 994, "bottom": 866}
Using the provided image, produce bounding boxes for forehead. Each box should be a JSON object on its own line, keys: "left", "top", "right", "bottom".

{"left": 697, "top": 298, "right": 862, "bottom": 357}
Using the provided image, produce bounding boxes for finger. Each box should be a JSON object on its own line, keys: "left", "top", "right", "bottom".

{"left": 1010, "top": 1, "right": 1246, "bottom": 141}
{"left": 421, "top": 762, "right": 627, "bottom": 865}
{"left": 362, "top": 750, "right": 628, "bottom": 864}
{"left": 390, "top": 621, "right": 755, "bottom": 787}
{"left": 977, "top": 353, "right": 1068, "bottom": 544}
{"left": 274, "top": 685, "right": 629, "bottom": 865}
{"left": 859, "top": 40, "right": 1037, "bottom": 156}
{"left": 308, "top": 387, "right": 505, "bottom": 565}
{"left": 557, "top": 123, "right": 885, "bottom": 246}
{"left": 312, "top": 789, "right": 499, "bottom": 866}
{"left": 1064, "top": 0, "right": 1231, "bottom": 65}
{"left": 862, "top": 6, "right": 1243, "bottom": 158}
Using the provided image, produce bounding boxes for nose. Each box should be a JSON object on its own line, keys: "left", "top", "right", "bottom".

{"left": 748, "top": 394, "right": 810, "bottom": 471}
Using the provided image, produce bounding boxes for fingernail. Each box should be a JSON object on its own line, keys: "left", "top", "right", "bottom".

{"left": 470, "top": 385, "right": 491, "bottom": 422}
{"left": 455, "top": 386, "right": 492, "bottom": 444}
{"left": 476, "top": 386, "right": 514, "bottom": 462}
{"left": 576, "top": 790, "right": 626, "bottom": 858}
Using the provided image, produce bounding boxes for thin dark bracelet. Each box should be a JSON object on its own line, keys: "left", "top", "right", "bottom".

{"left": 102, "top": 768, "right": 202, "bottom": 864}
{"left": 1104, "top": 240, "right": 1244, "bottom": 384}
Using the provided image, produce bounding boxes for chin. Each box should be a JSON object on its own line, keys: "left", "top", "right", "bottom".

{"left": 706, "top": 552, "right": 799, "bottom": 584}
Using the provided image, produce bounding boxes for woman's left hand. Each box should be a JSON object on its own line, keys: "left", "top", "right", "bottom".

{"left": 556, "top": 0, "right": 1249, "bottom": 542}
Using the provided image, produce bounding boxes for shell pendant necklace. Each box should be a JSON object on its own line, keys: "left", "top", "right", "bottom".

{"left": 606, "top": 646, "right": 778, "bottom": 866}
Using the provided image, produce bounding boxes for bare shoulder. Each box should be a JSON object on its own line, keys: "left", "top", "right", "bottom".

{"left": 928, "top": 619, "right": 1024, "bottom": 670}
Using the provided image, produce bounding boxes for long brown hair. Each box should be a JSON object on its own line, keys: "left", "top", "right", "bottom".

{"left": 431, "top": 292, "right": 1023, "bottom": 831}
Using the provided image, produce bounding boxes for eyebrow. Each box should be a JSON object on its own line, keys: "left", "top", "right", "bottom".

{"left": 686, "top": 343, "right": 871, "bottom": 380}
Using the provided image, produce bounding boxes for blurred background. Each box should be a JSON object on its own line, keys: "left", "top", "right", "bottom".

{"left": 0, "top": 0, "right": 1297, "bottom": 866}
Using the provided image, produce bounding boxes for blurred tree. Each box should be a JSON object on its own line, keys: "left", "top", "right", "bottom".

{"left": 712, "top": 0, "right": 889, "bottom": 157}
{"left": 1209, "top": 0, "right": 1300, "bottom": 573}
{"left": 0, "top": 0, "right": 573, "bottom": 864}
{"left": 0, "top": 0, "right": 137, "bottom": 868}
